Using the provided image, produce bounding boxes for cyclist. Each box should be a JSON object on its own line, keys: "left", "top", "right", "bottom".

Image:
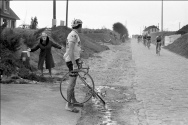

{"left": 147, "top": 34, "right": 151, "bottom": 48}
{"left": 137, "top": 35, "right": 141, "bottom": 43}
{"left": 63, "top": 19, "right": 83, "bottom": 113}
{"left": 156, "top": 35, "right": 162, "bottom": 54}
{"left": 143, "top": 34, "right": 147, "bottom": 47}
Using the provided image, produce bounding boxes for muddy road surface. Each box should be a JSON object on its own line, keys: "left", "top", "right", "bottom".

{"left": 77, "top": 39, "right": 188, "bottom": 125}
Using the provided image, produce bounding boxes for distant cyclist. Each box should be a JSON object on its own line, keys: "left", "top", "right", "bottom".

{"left": 156, "top": 35, "right": 162, "bottom": 54}
{"left": 137, "top": 35, "right": 140, "bottom": 43}
{"left": 143, "top": 34, "right": 147, "bottom": 47}
{"left": 147, "top": 34, "right": 151, "bottom": 49}
{"left": 137, "top": 35, "right": 142, "bottom": 43}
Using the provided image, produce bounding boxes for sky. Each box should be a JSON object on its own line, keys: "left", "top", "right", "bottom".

{"left": 10, "top": 1, "right": 188, "bottom": 36}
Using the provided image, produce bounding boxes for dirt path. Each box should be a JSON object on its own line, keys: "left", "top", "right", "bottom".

{"left": 77, "top": 41, "right": 138, "bottom": 125}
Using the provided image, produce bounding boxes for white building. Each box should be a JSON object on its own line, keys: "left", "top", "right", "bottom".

{"left": 143, "top": 25, "right": 159, "bottom": 35}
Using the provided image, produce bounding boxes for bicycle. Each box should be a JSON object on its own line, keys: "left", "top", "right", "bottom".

{"left": 143, "top": 39, "right": 147, "bottom": 47}
{"left": 60, "top": 59, "right": 106, "bottom": 106}
{"left": 156, "top": 42, "right": 161, "bottom": 56}
{"left": 147, "top": 40, "right": 151, "bottom": 49}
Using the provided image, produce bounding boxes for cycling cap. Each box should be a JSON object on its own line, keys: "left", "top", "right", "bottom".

{"left": 71, "top": 19, "right": 83, "bottom": 28}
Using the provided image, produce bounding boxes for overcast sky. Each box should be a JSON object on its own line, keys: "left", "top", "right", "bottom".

{"left": 10, "top": 1, "right": 188, "bottom": 35}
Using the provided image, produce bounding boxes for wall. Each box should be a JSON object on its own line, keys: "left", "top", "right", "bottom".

{"left": 164, "top": 34, "right": 181, "bottom": 46}
{"left": 150, "top": 31, "right": 176, "bottom": 45}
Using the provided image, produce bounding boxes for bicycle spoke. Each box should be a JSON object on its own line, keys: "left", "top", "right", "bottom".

{"left": 60, "top": 70, "right": 94, "bottom": 104}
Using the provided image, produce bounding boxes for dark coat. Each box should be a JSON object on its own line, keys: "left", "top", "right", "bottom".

{"left": 31, "top": 37, "right": 62, "bottom": 69}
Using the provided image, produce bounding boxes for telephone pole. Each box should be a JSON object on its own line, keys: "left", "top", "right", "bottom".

{"left": 179, "top": 22, "right": 181, "bottom": 30}
{"left": 52, "top": 0, "right": 56, "bottom": 27}
{"left": 161, "top": 0, "right": 163, "bottom": 31}
{"left": 66, "top": 0, "right": 69, "bottom": 28}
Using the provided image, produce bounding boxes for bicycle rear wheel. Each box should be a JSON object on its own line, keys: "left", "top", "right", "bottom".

{"left": 60, "top": 69, "right": 95, "bottom": 104}
{"left": 158, "top": 48, "right": 160, "bottom": 56}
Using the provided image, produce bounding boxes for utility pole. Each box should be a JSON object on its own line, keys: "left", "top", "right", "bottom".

{"left": 52, "top": 0, "right": 56, "bottom": 27}
{"left": 179, "top": 22, "right": 181, "bottom": 30}
{"left": 66, "top": 0, "right": 69, "bottom": 28}
{"left": 161, "top": 0, "right": 163, "bottom": 31}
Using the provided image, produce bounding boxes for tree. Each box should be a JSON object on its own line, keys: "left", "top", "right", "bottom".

{"left": 113, "top": 22, "right": 129, "bottom": 41}
{"left": 30, "top": 16, "right": 38, "bottom": 29}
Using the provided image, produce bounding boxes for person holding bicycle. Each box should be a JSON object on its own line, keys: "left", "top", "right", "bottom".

{"left": 156, "top": 35, "right": 162, "bottom": 54}
{"left": 63, "top": 19, "right": 83, "bottom": 113}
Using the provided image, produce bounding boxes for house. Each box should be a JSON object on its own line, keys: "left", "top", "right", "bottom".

{"left": 143, "top": 25, "right": 159, "bottom": 35}
{"left": 0, "top": 0, "right": 20, "bottom": 28}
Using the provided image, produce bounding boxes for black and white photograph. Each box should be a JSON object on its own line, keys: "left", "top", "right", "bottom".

{"left": 1, "top": 0, "right": 188, "bottom": 125}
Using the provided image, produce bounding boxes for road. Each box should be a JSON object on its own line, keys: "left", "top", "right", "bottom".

{"left": 1, "top": 38, "right": 188, "bottom": 125}
{"left": 131, "top": 39, "right": 188, "bottom": 125}
{"left": 77, "top": 38, "right": 188, "bottom": 125}
{"left": 1, "top": 83, "right": 81, "bottom": 125}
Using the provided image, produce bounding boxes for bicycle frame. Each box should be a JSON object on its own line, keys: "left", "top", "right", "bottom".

{"left": 78, "top": 61, "right": 106, "bottom": 105}
{"left": 60, "top": 60, "right": 106, "bottom": 106}
{"left": 78, "top": 73, "right": 105, "bottom": 105}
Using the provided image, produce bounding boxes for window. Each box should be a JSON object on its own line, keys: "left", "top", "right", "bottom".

{"left": 4, "top": 0, "right": 9, "bottom": 10}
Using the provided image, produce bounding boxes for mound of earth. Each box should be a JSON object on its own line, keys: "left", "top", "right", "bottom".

{"left": 164, "top": 33, "right": 188, "bottom": 58}
{"left": 176, "top": 24, "right": 188, "bottom": 35}
{"left": 21, "top": 26, "right": 121, "bottom": 67}
{"left": 50, "top": 26, "right": 121, "bottom": 60}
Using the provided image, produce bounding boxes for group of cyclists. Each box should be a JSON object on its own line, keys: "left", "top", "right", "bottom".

{"left": 137, "top": 34, "right": 151, "bottom": 49}
{"left": 137, "top": 34, "right": 163, "bottom": 55}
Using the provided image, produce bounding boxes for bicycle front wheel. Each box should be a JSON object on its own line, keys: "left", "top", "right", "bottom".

{"left": 60, "top": 69, "right": 95, "bottom": 104}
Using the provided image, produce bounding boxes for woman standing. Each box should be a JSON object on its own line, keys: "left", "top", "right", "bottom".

{"left": 28, "top": 32, "right": 64, "bottom": 77}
